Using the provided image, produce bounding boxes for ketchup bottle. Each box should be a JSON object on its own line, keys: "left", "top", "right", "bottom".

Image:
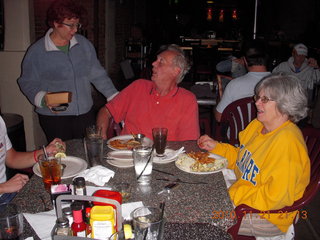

{"left": 71, "top": 207, "right": 86, "bottom": 237}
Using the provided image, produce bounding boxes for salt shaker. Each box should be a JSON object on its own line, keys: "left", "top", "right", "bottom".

{"left": 56, "top": 217, "right": 71, "bottom": 236}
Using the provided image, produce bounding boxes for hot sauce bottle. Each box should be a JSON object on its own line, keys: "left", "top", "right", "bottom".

{"left": 71, "top": 206, "right": 86, "bottom": 237}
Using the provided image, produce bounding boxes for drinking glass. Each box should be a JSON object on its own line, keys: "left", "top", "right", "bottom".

{"left": 0, "top": 203, "right": 24, "bottom": 240}
{"left": 132, "top": 206, "right": 164, "bottom": 240}
{"left": 132, "top": 146, "right": 153, "bottom": 185}
{"left": 152, "top": 128, "right": 168, "bottom": 157}
{"left": 84, "top": 125, "right": 103, "bottom": 167}
{"left": 38, "top": 153, "right": 62, "bottom": 191}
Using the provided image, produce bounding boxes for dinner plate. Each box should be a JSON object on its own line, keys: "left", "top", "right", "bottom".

{"left": 106, "top": 159, "right": 134, "bottom": 168}
{"left": 107, "top": 135, "right": 153, "bottom": 151}
{"left": 107, "top": 150, "right": 133, "bottom": 161}
{"left": 153, "top": 149, "right": 178, "bottom": 164}
{"left": 175, "top": 153, "right": 227, "bottom": 175}
{"left": 33, "top": 156, "right": 88, "bottom": 179}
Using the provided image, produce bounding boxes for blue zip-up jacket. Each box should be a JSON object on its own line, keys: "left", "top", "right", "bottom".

{"left": 18, "top": 28, "right": 118, "bottom": 116}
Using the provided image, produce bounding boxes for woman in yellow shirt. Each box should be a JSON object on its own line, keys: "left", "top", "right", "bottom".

{"left": 198, "top": 73, "right": 310, "bottom": 237}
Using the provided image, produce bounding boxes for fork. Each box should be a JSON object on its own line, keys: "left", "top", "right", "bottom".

{"left": 156, "top": 178, "right": 208, "bottom": 185}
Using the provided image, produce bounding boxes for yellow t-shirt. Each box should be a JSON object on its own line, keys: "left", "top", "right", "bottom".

{"left": 212, "top": 119, "right": 310, "bottom": 232}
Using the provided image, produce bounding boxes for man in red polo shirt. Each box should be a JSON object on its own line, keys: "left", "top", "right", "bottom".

{"left": 96, "top": 44, "right": 200, "bottom": 141}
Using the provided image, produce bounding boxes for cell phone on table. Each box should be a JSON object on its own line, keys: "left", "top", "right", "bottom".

{"left": 51, "top": 103, "right": 69, "bottom": 112}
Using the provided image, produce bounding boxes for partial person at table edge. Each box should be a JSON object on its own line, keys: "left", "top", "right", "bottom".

{"left": 0, "top": 115, "right": 65, "bottom": 204}
{"left": 96, "top": 44, "right": 200, "bottom": 141}
{"left": 198, "top": 73, "right": 310, "bottom": 237}
{"left": 18, "top": 0, "right": 118, "bottom": 143}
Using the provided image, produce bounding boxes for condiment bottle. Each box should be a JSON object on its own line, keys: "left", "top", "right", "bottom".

{"left": 62, "top": 207, "right": 73, "bottom": 226}
{"left": 85, "top": 206, "right": 92, "bottom": 237}
{"left": 73, "top": 177, "right": 87, "bottom": 196}
{"left": 71, "top": 205, "right": 86, "bottom": 237}
{"left": 55, "top": 217, "right": 71, "bottom": 236}
{"left": 93, "top": 190, "right": 122, "bottom": 231}
{"left": 90, "top": 205, "right": 115, "bottom": 239}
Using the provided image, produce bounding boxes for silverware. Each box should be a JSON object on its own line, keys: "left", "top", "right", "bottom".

{"left": 153, "top": 168, "right": 174, "bottom": 176}
{"left": 156, "top": 178, "right": 208, "bottom": 185}
{"left": 157, "top": 183, "right": 178, "bottom": 195}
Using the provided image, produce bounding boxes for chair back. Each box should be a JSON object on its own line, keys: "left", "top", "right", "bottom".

{"left": 216, "top": 74, "right": 233, "bottom": 103}
{"left": 301, "top": 126, "right": 320, "bottom": 183}
{"left": 216, "top": 96, "right": 257, "bottom": 146}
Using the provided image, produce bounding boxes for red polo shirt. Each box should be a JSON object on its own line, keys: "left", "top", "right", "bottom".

{"left": 106, "top": 79, "right": 200, "bottom": 141}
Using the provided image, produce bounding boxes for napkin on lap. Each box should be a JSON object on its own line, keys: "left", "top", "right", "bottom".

{"left": 222, "top": 168, "right": 237, "bottom": 188}
{"left": 75, "top": 165, "right": 115, "bottom": 186}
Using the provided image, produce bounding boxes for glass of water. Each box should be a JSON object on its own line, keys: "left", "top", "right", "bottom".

{"left": 132, "top": 206, "right": 164, "bottom": 240}
{"left": 132, "top": 146, "right": 153, "bottom": 185}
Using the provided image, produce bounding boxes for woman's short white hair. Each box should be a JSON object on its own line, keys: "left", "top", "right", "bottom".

{"left": 255, "top": 73, "right": 308, "bottom": 123}
{"left": 158, "top": 44, "right": 191, "bottom": 83}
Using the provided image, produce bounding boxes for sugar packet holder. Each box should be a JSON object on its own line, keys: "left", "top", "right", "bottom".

{"left": 51, "top": 194, "right": 122, "bottom": 240}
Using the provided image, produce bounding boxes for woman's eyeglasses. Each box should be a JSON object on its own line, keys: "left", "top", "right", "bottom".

{"left": 61, "top": 22, "right": 82, "bottom": 29}
{"left": 253, "top": 95, "right": 275, "bottom": 104}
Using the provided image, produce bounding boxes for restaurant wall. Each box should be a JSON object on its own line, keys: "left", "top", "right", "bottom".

{"left": 0, "top": 0, "right": 46, "bottom": 150}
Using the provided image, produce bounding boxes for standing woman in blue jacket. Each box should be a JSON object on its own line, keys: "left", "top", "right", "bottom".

{"left": 18, "top": 0, "right": 118, "bottom": 142}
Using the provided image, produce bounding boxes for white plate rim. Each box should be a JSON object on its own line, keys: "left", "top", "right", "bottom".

{"left": 106, "top": 135, "right": 153, "bottom": 151}
{"left": 107, "top": 150, "right": 133, "bottom": 161}
{"left": 106, "top": 159, "right": 134, "bottom": 168}
{"left": 175, "top": 153, "right": 227, "bottom": 175}
{"left": 33, "top": 156, "right": 88, "bottom": 179}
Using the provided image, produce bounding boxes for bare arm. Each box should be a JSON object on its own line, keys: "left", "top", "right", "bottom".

{"left": 96, "top": 106, "right": 112, "bottom": 140}
{"left": 5, "top": 138, "right": 65, "bottom": 169}
{"left": 214, "top": 108, "right": 222, "bottom": 122}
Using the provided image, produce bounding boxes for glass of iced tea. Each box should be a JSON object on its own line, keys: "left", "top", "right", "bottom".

{"left": 152, "top": 128, "right": 168, "bottom": 157}
{"left": 38, "top": 153, "right": 62, "bottom": 191}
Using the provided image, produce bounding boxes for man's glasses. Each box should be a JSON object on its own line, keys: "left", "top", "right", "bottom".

{"left": 253, "top": 95, "right": 275, "bottom": 104}
{"left": 61, "top": 22, "right": 82, "bottom": 29}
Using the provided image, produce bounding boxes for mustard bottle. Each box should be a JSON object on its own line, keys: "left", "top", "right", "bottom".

{"left": 90, "top": 205, "right": 115, "bottom": 239}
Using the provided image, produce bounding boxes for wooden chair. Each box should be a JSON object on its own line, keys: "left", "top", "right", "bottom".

{"left": 227, "top": 126, "right": 320, "bottom": 239}
{"left": 215, "top": 97, "right": 257, "bottom": 146}
{"left": 216, "top": 74, "right": 233, "bottom": 103}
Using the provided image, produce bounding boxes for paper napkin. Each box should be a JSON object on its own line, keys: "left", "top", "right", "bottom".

{"left": 75, "top": 165, "right": 115, "bottom": 186}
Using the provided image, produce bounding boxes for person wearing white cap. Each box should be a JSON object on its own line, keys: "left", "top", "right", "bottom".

{"left": 272, "top": 43, "right": 320, "bottom": 104}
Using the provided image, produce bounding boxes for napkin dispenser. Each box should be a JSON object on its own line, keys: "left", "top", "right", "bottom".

{"left": 45, "top": 91, "right": 72, "bottom": 105}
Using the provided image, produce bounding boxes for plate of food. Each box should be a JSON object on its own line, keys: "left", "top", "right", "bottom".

{"left": 33, "top": 156, "right": 88, "bottom": 179}
{"left": 175, "top": 151, "right": 227, "bottom": 174}
{"left": 107, "top": 135, "right": 153, "bottom": 151}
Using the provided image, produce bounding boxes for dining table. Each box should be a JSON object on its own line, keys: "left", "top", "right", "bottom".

{"left": 12, "top": 138, "right": 236, "bottom": 240}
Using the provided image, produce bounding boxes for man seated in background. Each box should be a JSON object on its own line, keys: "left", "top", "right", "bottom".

{"left": 96, "top": 44, "right": 200, "bottom": 141}
{"left": 215, "top": 40, "right": 271, "bottom": 122}
{"left": 272, "top": 43, "right": 320, "bottom": 105}
{"left": 0, "top": 116, "right": 65, "bottom": 203}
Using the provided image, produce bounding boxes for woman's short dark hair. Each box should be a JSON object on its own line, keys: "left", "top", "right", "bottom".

{"left": 47, "top": 0, "right": 87, "bottom": 28}
{"left": 255, "top": 73, "right": 308, "bottom": 123}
